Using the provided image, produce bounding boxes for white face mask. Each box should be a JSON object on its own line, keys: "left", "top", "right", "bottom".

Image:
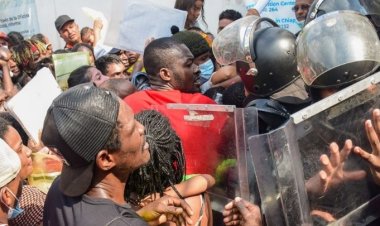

{"left": 296, "top": 20, "right": 305, "bottom": 29}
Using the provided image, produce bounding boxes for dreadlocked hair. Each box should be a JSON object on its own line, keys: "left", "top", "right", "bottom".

{"left": 125, "top": 110, "right": 186, "bottom": 205}
{"left": 10, "top": 39, "right": 46, "bottom": 71}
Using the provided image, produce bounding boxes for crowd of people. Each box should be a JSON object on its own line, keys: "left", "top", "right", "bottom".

{"left": 0, "top": 0, "right": 379, "bottom": 225}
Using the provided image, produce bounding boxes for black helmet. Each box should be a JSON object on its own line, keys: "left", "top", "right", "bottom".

{"left": 214, "top": 16, "right": 299, "bottom": 97}
{"left": 306, "top": 0, "right": 380, "bottom": 31}
{"left": 248, "top": 25, "right": 299, "bottom": 97}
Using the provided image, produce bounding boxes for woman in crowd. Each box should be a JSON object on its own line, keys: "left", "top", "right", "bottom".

{"left": 67, "top": 65, "right": 109, "bottom": 88}
{"left": 0, "top": 116, "right": 46, "bottom": 226}
{"left": 126, "top": 110, "right": 215, "bottom": 226}
{"left": 175, "top": 0, "right": 206, "bottom": 29}
{"left": 10, "top": 39, "right": 47, "bottom": 80}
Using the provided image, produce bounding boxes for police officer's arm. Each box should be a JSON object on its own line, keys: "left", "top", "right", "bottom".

{"left": 223, "top": 197, "right": 262, "bottom": 226}
{"left": 354, "top": 108, "right": 380, "bottom": 186}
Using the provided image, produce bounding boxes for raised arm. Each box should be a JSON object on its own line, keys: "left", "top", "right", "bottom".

{"left": 164, "top": 174, "right": 215, "bottom": 198}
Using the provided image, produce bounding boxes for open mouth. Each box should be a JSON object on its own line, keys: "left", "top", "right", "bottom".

{"left": 194, "top": 75, "right": 201, "bottom": 85}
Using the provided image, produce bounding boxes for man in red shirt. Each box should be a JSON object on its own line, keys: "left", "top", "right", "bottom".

{"left": 124, "top": 38, "right": 222, "bottom": 175}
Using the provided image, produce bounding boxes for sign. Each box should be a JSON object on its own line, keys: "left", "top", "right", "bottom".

{"left": 105, "top": 0, "right": 187, "bottom": 53}
{"left": 52, "top": 52, "right": 90, "bottom": 90}
{"left": 5, "top": 68, "right": 62, "bottom": 143}
{"left": 261, "top": 0, "right": 301, "bottom": 33}
{"left": 0, "top": 0, "right": 39, "bottom": 37}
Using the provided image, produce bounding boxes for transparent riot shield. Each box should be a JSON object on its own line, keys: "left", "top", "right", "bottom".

{"left": 291, "top": 71, "right": 380, "bottom": 225}
{"left": 248, "top": 71, "right": 380, "bottom": 225}
{"left": 248, "top": 119, "right": 312, "bottom": 226}
{"left": 150, "top": 104, "right": 258, "bottom": 215}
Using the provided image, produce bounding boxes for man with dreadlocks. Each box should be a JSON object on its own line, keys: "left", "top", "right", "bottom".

{"left": 10, "top": 39, "right": 47, "bottom": 83}
{"left": 127, "top": 110, "right": 215, "bottom": 226}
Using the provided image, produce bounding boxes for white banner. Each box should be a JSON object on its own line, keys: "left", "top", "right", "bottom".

{"left": 0, "top": 0, "right": 40, "bottom": 37}
{"left": 105, "top": 0, "right": 186, "bottom": 53}
{"left": 261, "top": 0, "right": 301, "bottom": 34}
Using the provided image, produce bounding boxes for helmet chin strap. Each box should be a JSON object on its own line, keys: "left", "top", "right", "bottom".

{"left": 309, "top": 0, "right": 325, "bottom": 19}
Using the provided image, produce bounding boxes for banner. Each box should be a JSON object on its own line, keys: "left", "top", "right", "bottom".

{"left": 261, "top": 0, "right": 301, "bottom": 34}
{"left": 105, "top": 0, "right": 187, "bottom": 53}
{"left": 0, "top": 0, "right": 39, "bottom": 37}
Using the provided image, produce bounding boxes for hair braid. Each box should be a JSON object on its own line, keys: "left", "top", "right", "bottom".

{"left": 10, "top": 39, "right": 46, "bottom": 73}
{"left": 125, "top": 110, "right": 185, "bottom": 205}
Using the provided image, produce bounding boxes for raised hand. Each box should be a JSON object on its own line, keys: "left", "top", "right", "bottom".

{"left": 223, "top": 197, "right": 262, "bottom": 226}
{"left": 136, "top": 195, "right": 193, "bottom": 226}
{"left": 306, "top": 139, "right": 366, "bottom": 196}
{"left": 354, "top": 109, "right": 380, "bottom": 185}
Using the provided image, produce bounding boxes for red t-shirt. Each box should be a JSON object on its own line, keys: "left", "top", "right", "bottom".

{"left": 124, "top": 90, "right": 224, "bottom": 175}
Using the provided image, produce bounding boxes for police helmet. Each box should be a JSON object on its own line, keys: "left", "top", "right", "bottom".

{"left": 306, "top": 0, "right": 380, "bottom": 34}
{"left": 297, "top": 11, "right": 380, "bottom": 88}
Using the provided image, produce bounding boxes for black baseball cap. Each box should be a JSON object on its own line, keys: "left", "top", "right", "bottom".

{"left": 55, "top": 15, "right": 75, "bottom": 32}
{"left": 41, "top": 83, "right": 119, "bottom": 197}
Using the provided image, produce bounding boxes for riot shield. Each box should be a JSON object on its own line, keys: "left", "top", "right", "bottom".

{"left": 249, "top": 71, "right": 380, "bottom": 225}
{"left": 292, "top": 71, "right": 380, "bottom": 225}
{"left": 150, "top": 104, "right": 259, "bottom": 212}
{"left": 248, "top": 119, "right": 312, "bottom": 226}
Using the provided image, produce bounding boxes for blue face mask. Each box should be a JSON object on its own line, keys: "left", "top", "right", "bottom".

{"left": 2, "top": 187, "right": 24, "bottom": 219}
{"left": 8, "top": 201, "right": 24, "bottom": 219}
{"left": 199, "top": 59, "right": 214, "bottom": 83}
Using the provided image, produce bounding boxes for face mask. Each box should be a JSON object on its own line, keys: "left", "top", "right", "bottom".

{"left": 1, "top": 187, "right": 24, "bottom": 219}
{"left": 296, "top": 20, "right": 305, "bottom": 29}
{"left": 199, "top": 59, "right": 214, "bottom": 82}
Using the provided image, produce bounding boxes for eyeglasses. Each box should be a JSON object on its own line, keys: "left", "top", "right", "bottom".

{"left": 292, "top": 4, "right": 310, "bottom": 12}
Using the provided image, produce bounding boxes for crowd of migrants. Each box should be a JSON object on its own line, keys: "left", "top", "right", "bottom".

{"left": 0, "top": 0, "right": 379, "bottom": 226}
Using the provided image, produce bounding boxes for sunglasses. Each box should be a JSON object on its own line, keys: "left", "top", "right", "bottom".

{"left": 292, "top": 4, "right": 310, "bottom": 11}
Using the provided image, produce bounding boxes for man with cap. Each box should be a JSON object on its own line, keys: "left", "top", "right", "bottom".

{"left": 172, "top": 30, "right": 239, "bottom": 93}
{"left": 55, "top": 15, "right": 81, "bottom": 50}
{"left": 0, "top": 139, "right": 22, "bottom": 225}
{"left": 41, "top": 83, "right": 193, "bottom": 226}
{"left": 172, "top": 30, "right": 213, "bottom": 85}
{"left": 108, "top": 48, "right": 130, "bottom": 72}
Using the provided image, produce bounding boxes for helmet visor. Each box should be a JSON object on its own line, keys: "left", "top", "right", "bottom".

{"left": 212, "top": 15, "right": 273, "bottom": 66}
{"left": 297, "top": 11, "right": 380, "bottom": 87}
{"left": 307, "top": 0, "right": 380, "bottom": 24}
